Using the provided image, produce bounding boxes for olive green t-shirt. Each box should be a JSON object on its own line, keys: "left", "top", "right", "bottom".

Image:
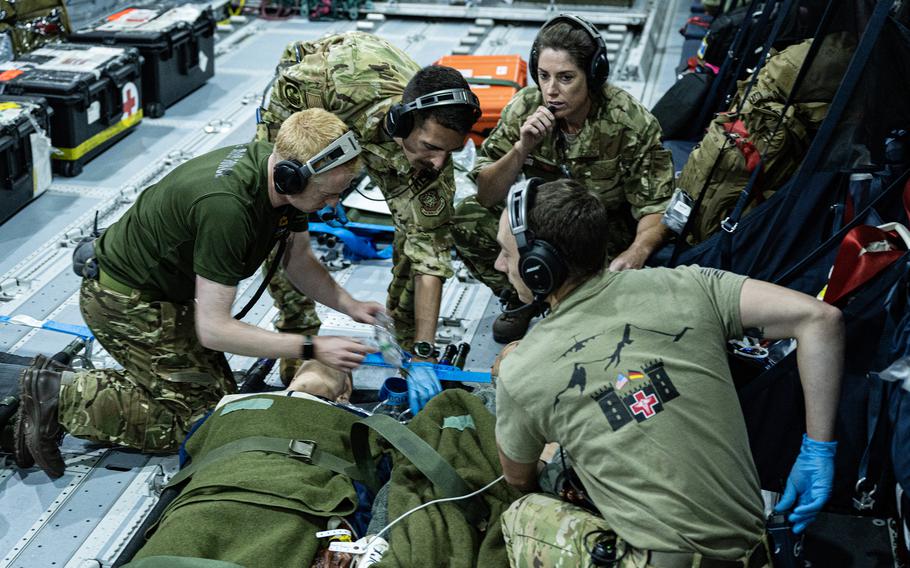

{"left": 496, "top": 265, "right": 765, "bottom": 558}
{"left": 96, "top": 141, "right": 308, "bottom": 301}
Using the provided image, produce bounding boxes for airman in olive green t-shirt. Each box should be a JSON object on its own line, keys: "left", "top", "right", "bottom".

{"left": 16, "top": 110, "right": 386, "bottom": 479}
{"left": 492, "top": 179, "right": 842, "bottom": 567}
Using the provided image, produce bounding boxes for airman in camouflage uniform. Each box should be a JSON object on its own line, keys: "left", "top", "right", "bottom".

{"left": 452, "top": 85, "right": 674, "bottom": 304}
{"left": 61, "top": 280, "right": 236, "bottom": 451}
{"left": 257, "top": 32, "right": 477, "bottom": 377}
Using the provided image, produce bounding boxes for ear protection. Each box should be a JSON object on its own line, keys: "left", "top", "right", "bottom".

{"left": 507, "top": 177, "right": 568, "bottom": 299}
{"left": 383, "top": 88, "right": 482, "bottom": 139}
{"left": 274, "top": 130, "right": 362, "bottom": 195}
{"left": 529, "top": 13, "right": 610, "bottom": 91}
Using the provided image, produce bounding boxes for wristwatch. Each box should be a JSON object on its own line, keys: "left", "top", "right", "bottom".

{"left": 412, "top": 341, "right": 435, "bottom": 359}
{"left": 300, "top": 335, "right": 314, "bottom": 360}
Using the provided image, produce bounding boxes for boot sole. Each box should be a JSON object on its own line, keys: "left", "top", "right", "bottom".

{"left": 19, "top": 366, "right": 65, "bottom": 478}
{"left": 13, "top": 400, "right": 35, "bottom": 469}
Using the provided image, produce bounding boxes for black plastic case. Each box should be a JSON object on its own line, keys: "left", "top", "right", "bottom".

{"left": 69, "top": 6, "right": 216, "bottom": 118}
{"left": 0, "top": 94, "right": 52, "bottom": 224}
{"left": 0, "top": 43, "right": 143, "bottom": 177}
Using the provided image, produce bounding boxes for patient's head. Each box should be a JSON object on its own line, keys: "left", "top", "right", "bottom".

{"left": 287, "top": 360, "right": 353, "bottom": 403}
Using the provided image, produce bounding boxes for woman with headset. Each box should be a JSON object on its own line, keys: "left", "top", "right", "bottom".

{"left": 452, "top": 14, "right": 675, "bottom": 343}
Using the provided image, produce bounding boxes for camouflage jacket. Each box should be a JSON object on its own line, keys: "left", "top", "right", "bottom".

{"left": 257, "top": 32, "right": 454, "bottom": 279}
{"left": 471, "top": 84, "right": 674, "bottom": 221}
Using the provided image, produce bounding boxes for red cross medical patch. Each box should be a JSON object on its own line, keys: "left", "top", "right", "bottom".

{"left": 623, "top": 384, "right": 664, "bottom": 423}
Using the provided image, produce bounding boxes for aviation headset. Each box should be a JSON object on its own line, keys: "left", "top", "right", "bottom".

{"left": 383, "top": 88, "right": 482, "bottom": 139}
{"left": 529, "top": 13, "right": 610, "bottom": 90}
{"left": 273, "top": 130, "right": 362, "bottom": 195}
{"left": 507, "top": 177, "right": 568, "bottom": 299}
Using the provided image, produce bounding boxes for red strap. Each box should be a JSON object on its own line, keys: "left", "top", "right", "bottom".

{"left": 722, "top": 119, "right": 762, "bottom": 173}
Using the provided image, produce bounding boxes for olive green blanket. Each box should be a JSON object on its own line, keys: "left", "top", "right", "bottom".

{"left": 130, "top": 395, "right": 362, "bottom": 568}
{"left": 376, "top": 390, "right": 522, "bottom": 568}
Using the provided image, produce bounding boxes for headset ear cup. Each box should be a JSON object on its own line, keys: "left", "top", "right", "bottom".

{"left": 383, "top": 106, "right": 398, "bottom": 138}
{"left": 274, "top": 162, "right": 294, "bottom": 195}
{"left": 519, "top": 240, "right": 567, "bottom": 297}
{"left": 519, "top": 253, "right": 552, "bottom": 297}
{"left": 273, "top": 160, "right": 307, "bottom": 195}
{"left": 590, "top": 50, "right": 610, "bottom": 88}
{"left": 529, "top": 46, "right": 539, "bottom": 86}
{"left": 384, "top": 104, "right": 415, "bottom": 139}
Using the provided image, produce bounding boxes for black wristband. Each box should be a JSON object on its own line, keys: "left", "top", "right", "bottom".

{"left": 301, "top": 336, "right": 314, "bottom": 360}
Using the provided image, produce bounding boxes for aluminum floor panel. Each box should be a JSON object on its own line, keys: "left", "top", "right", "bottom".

{"left": 0, "top": 272, "right": 84, "bottom": 354}
{"left": 5, "top": 301, "right": 86, "bottom": 360}
{"left": 375, "top": 21, "right": 469, "bottom": 67}
{"left": 217, "top": 21, "right": 358, "bottom": 71}
{"left": 0, "top": 192, "right": 102, "bottom": 277}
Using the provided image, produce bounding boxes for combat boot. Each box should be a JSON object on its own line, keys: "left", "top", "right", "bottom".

{"left": 16, "top": 354, "right": 66, "bottom": 478}
{"left": 12, "top": 405, "right": 35, "bottom": 469}
{"left": 492, "top": 296, "right": 536, "bottom": 343}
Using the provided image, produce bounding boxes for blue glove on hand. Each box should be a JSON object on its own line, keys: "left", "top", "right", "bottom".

{"left": 333, "top": 203, "right": 349, "bottom": 225}
{"left": 405, "top": 363, "right": 442, "bottom": 415}
{"left": 774, "top": 434, "right": 837, "bottom": 533}
{"left": 317, "top": 203, "right": 349, "bottom": 227}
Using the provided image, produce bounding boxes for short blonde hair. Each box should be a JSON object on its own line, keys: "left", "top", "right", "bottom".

{"left": 274, "top": 108, "right": 362, "bottom": 173}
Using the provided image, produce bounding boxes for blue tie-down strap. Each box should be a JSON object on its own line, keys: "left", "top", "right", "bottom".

{"left": 309, "top": 222, "right": 394, "bottom": 261}
{"left": 361, "top": 352, "right": 492, "bottom": 383}
{"left": 0, "top": 315, "right": 94, "bottom": 341}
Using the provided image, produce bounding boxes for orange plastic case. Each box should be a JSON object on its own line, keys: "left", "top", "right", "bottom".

{"left": 435, "top": 54, "right": 528, "bottom": 145}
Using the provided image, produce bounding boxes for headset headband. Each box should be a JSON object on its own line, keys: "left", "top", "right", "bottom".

{"left": 398, "top": 88, "right": 481, "bottom": 116}
{"left": 508, "top": 178, "right": 534, "bottom": 254}
{"left": 546, "top": 13, "right": 601, "bottom": 43}
{"left": 531, "top": 13, "right": 609, "bottom": 89}
{"left": 297, "top": 130, "right": 362, "bottom": 177}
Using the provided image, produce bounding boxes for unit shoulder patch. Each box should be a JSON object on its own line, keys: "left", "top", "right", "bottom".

{"left": 418, "top": 188, "right": 445, "bottom": 216}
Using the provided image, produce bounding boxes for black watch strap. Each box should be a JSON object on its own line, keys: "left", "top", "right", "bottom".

{"left": 301, "top": 336, "right": 314, "bottom": 360}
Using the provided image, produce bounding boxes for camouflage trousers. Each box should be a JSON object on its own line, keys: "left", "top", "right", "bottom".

{"left": 452, "top": 195, "right": 635, "bottom": 295}
{"left": 58, "top": 278, "right": 236, "bottom": 453}
{"left": 502, "top": 493, "right": 634, "bottom": 568}
{"left": 503, "top": 493, "right": 772, "bottom": 568}
{"left": 266, "top": 228, "right": 418, "bottom": 382}
{"left": 451, "top": 196, "right": 510, "bottom": 295}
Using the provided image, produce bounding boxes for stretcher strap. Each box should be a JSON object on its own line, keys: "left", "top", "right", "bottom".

{"left": 165, "top": 436, "right": 361, "bottom": 489}
{"left": 350, "top": 413, "right": 489, "bottom": 525}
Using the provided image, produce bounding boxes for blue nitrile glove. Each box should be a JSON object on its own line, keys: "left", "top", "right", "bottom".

{"left": 405, "top": 363, "right": 442, "bottom": 415}
{"left": 774, "top": 434, "right": 837, "bottom": 533}
{"left": 333, "top": 203, "right": 348, "bottom": 225}
{"left": 317, "top": 203, "right": 348, "bottom": 227}
{"left": 316, "top": 203, "right": 348, "bottom": 229}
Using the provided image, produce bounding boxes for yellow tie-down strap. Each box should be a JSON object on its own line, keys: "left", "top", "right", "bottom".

{"left": 53, "top": 111, "right": 144, "bottom": 161}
